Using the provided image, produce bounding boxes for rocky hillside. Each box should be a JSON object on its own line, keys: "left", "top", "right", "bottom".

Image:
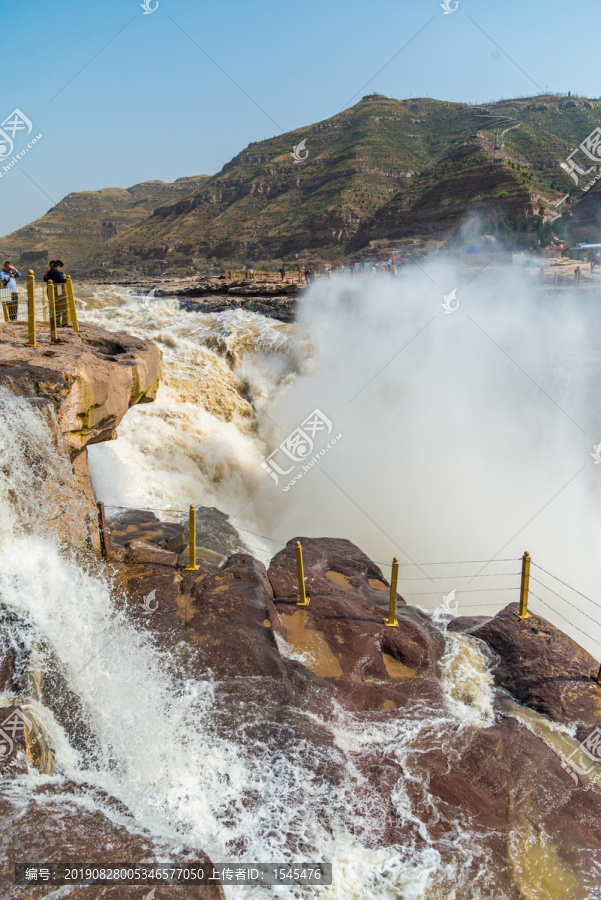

{"left": 108, "top": 93, "right": 601, "bottom": 268}
{"left": 2, "top": 93, "right": 601, "bottom": 274}
{"left": 0, "top": 175, "right": 208, "bottom": 275}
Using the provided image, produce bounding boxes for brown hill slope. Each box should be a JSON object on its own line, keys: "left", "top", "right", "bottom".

{"left": 0, "top": 176, "right": 208, "bottom": 274}
{"left": 105, "top": 93, "right": 600, "bottom": 267}
{"left": 3, "top": 93, "right": 600, "bottom": 274}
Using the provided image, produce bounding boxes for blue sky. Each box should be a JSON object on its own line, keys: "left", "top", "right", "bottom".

{"left": 0, "top": 0, "right": 598, "bottom": 237}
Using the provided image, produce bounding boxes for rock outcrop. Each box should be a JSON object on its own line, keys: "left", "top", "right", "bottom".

{"left": 268, "top": 539, "right": 444, "bottom": 680}
{"left": 0, "top": 322, "right": 161, "bottom": 449}
{"left": 470, "top": 603, "right": 601, "bottom": 737}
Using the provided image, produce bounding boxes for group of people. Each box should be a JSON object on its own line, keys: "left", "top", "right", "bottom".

{"left": 276, "top": 265, "right": 315, "bottom": 283}
{"left": 0, "top": 259, "right": 68, "bottom": 324}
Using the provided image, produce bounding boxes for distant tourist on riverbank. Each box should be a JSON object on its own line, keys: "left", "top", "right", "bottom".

{"left": 0, "top": 261, "right": 20, "bottom": 321}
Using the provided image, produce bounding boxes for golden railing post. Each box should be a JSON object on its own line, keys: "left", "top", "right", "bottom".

{"left": 295, "top": 541, "right": 309, "bottom": 606}
{"left": 385, "top": 557, "right": 399, "bottom": 626}
{"left": 47, "top": 280, "right": 59, "bottom": 342}
{"left": 97, "top": 501, "right": 109, "bottom": 561}
{"left": 517, "top": 551, "right": 531, "bottom": 619}
{"left": 188, "top": 504, "right": 199, "bottom": 571}
{"left": 66, "top": 275, "right": 79, "bottom": 332}
{"left": 26, "top": 270, "right": 38, "bottom": 346}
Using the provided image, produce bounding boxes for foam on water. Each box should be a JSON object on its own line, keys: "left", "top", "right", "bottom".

{"left": 3, "top": 269, "right": 599, "bottom": 896}
{"left": 81, "top": 288, "right": 305, "bottom": 534}
{"left": 0, "top": 393, "right": 506, "bottom": 899}
{"left": 439, "top": 633, "right": 495, "bottom": 730}
{"left": 79, "top": 273, "right": 601, "bottom": 658}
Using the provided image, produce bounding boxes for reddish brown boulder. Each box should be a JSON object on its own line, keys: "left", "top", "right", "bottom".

{"left": 420, "top": 716, "right": 601, "bottom": 894}
{"left": 268, "top": 538, "right": 445, "bottom": 711}
{"left": 124, "top": 539, "right": 178, "bottom": 568}
{"left": 472, "top": 603, "right": 601, "bottom": 734}
{"left": 0, "top": 322, "right": 160, "bottom": 449}
{"left": 0, "top": 782, "right": 223, "bottom": 899}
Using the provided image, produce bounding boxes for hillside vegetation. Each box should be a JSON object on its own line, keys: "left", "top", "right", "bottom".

{"left": 2, "top": 93, "right": 600, "bottom": 274}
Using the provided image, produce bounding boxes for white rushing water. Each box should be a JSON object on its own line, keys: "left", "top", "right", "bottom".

{"left": 0, "top": 390, "right": 507, "bottom": 899}
{"left": 80, "top": 269, "right": 601, "bottom": 659}
{"left": 2, "top": 266, "right": 600, "bottom": 898}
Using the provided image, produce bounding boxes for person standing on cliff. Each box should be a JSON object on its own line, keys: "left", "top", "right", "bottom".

{"left": 0, "top": 261, "right": 20, "bottom": 321}
{"left": 44, "top": 259, "right": 69, "bottom": 326}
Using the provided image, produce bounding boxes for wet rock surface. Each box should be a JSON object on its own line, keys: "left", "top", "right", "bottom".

{"left": 4, "top": 490, "right": 601, "bottom": 896}
{"left": 268, "top": 538, "right": 444, "bottom": 691}
{"left": 0, "top": 783, "right": 223, "bottom": 899}
{"left": 179, "top": 293, "right": 298, "bottom": 323}
{"left": 471, "top": 603, "right": 601, "bottom": 735}
{"left": 0, "top": 321, "right": 161, "bottom": 449}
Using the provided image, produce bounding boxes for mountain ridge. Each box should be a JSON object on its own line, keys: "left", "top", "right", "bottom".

{"left": 2, "top": 93, "right": 600, "bottom": 274}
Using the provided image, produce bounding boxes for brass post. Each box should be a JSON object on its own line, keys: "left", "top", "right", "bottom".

{"left": 97, "top": 501, "right": 109, "bottom": 561}
{"left": 66, "top": 275, "right": 79, "bottom": 331}
{"left": 188, "top": 504, "right": 199, "bottom": 571}
{"left": 26, "top": 270, "right": 38, "bottom": 346}
{"left": 41, "top": 282, "right": 47, "bottom": 326}
{"left": 385, "top": 557, "right": 399, "bottom": 626}
{"left": 517, "top": 551, "right": 531, "bottom": 619}
{"left": 47, "top": 281, "right": 59, "bottom": 342}
{"left": 296, "top": 541, "right": 309, "bottom": 606}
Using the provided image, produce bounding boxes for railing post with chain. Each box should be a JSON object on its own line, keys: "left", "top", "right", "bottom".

{"left": 26, "top": 270, "right": 38, "bottom": 346}
{"left": 517, "top": 551, "right": 531, "bottom": 619}
{"left": 47, "top": 281, "right": 59, "bottom": 343}
{"left": 385, "top": 557, "right": 399, "bottom": 626}
{"left": 66, "top": 275, "right": 79, "bottom": 332}
{"left": 188, "top": 504, "right": 199, "bottom": 571}
{"left": 97, "top": 501, "right": 109, "bottom": 561}
{"left": 296, "top": 541, "right": 309, "bottom": 606}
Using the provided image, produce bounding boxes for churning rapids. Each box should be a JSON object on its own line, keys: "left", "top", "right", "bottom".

{"left": 1, "top": 265, "right": 601, "bottom": 898}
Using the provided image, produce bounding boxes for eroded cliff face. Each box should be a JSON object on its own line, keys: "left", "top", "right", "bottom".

{"left": 0, "top": 322, "right": 161, "bottom": 449}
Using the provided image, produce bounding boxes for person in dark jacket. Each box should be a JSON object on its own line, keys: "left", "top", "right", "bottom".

{"left": 44, "top": 260, "right": 69, "bottom": 326}
{"left": 43, "top": 260, "right": 67, "bottom": 285}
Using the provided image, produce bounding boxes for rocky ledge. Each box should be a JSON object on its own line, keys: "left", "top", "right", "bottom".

{"left": 0, "top": 321, "right": 160, "bottom": 449}
{"left": 124, "top": 274, "right": 302, "bottom": 322}
{"left": 89, "top": 521, "right": 601, "bottom": 893}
